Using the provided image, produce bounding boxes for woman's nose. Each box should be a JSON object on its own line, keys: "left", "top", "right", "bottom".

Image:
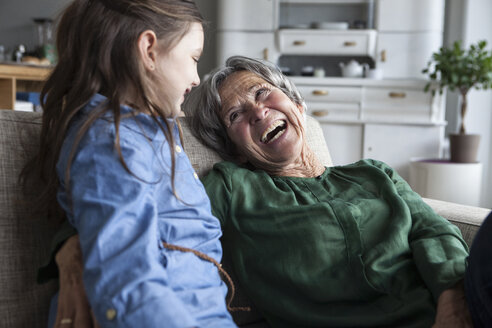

{"left": 248, "top": 104, "right": 269, "bottom": 123}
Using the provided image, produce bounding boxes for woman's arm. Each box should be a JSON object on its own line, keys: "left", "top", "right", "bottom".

{"left": 433, "top": 281, "right": 473, "bottom": 327}
{"left": 371, "top": 159, "right": 469, "bottom": 299}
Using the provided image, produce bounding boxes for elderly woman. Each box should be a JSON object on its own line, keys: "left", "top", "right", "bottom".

{"left": 182, "top": 56, "right": 481, "bottom": 327}
{"left": 49, "top": 56, "right": 491, "bottom": 327}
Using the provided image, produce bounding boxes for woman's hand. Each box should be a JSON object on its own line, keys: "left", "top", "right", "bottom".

{"left": 433, "top": 280, "right": 473, "bottom": 328}
{"left": 54, "top": 235, "right": 100, "bottom": 328}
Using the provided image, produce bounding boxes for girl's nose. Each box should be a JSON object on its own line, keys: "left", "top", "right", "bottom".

{"left": 192, "top": 71, "right": 200, "bottom": 87}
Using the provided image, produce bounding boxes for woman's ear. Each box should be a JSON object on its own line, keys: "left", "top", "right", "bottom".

{"left": 296, "top": 102, "right": 305, "bottom": 115}
{"left": 137, "top": 30, "right": 158, "bottom": 71}
{"left": 297, "top": 102, "right": 307, "bottom": 123}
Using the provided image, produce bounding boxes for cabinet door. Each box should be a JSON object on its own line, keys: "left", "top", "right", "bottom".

{"left": 216, "top": 32, "right": 277, "bottom": 66}
{"left": 320, "top": 123, "right": 363, "bottom": 166}
{"left": 218, "top": 0, "right": 276, "bottom": 31}
{"left": 363, "top": 124, "right": 443, "bottom": 180}
{"left": 376, "top": 0, "right": 445, "bottom": 32}
{"left": 280, "top": 30, "right": 377, "bottom": 56}
{"left": 362, "top": 86, "right": 435, "bottom": 123}
{"left": 376, "top": 32, "right": 442, "bottom": 79}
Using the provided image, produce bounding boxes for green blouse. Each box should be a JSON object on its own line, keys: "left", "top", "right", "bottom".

{"left": 202, "top": 159, "right": 469, "bottom": 328}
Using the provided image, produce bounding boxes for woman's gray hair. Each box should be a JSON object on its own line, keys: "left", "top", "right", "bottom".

{"left": 183, "top": 55, "right": 306, "bottom": 161}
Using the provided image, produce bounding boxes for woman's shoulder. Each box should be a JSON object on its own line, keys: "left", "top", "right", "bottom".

{"left": 210, "top": 161, "right": 262, "bottom": 178}
{"left": 335, "top": 158, "right": 392, "bottom": 171}
{"left": 203, "top": 161, "right": 255, "bottom": 185}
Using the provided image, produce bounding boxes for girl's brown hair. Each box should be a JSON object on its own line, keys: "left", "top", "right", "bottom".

{"left": 21, "top": 0, "right": 203, "bottom": 223}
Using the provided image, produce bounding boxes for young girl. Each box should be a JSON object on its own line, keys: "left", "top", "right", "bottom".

{"left": 23, "top": 0, "right": 236, "bottom": 326}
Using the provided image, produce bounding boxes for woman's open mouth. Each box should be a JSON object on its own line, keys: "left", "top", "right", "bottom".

{"left": 261, "top": 120, "right": 286, "bottom": 144}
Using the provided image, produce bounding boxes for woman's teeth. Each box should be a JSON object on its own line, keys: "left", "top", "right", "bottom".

{"left": 261, "top": 120, "right": 286, "bottom": 143}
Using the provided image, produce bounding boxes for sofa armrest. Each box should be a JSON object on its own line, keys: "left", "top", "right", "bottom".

{"left": 423, "top": 197, "right": 490, "bottom": 246}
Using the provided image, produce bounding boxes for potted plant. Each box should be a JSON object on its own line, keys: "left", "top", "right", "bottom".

{"left": 422, "top": 40, "right": 492, "bottom": 163}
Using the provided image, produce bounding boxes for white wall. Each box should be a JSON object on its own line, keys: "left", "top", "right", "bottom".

{"left": 195, "top": 0, "right": 219, "bottom": 77}
{"left": 0, "top": 0, "right": 71, "bottom": 55}
{"left": 445, "top": 0, "right": 492, "bottom": 208}
{"left": 463, "top": 0, "right": 492, "bottom": 208}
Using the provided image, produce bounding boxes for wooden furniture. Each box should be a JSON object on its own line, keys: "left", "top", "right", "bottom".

{"left": 0, "top": 63, "right": 51, "bottom": 110}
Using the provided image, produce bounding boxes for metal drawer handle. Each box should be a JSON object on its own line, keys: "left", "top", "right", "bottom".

{"left": 389, "top": 92, "right": 406, "bottom": 98}
{"left": 311, "top": 110, "right": 329, "bottom": 117}
{"left": 381, "top": 50, "right": 387, "bottom": 62}
{"left": 312, "top": 90, "right": 329, "bottom": 96}
{"left": 263, "top": 48, "right": 269, "bottom": 60}
{"left": 344, "top": 41, "right": 357, "bottom": 47}
{"left": 293, "top": 40, "right": 306, "bottom": 46}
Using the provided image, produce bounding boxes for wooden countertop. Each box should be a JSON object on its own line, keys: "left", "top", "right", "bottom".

{"left": 0, "top": 62, "right": 52, "bottom": 81}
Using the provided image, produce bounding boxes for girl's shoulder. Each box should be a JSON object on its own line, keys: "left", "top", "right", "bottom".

{"left": 78, "top": 94, "right": 174, "bottom": 145}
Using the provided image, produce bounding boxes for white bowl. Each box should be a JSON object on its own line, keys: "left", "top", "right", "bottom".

{"left": 311, "top": 21, "right": 349, "bottom": 30}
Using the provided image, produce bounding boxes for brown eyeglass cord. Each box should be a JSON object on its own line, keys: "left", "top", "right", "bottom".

{"left": 162, "top": 242, "right": 251, "bottom": 312}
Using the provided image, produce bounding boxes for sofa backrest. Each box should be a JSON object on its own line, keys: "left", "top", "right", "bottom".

{"left": 0, "top": 110, "right": 332, "bottom": 327}
{"left": 0, "top": 111, "right": 57, "bottom": 328}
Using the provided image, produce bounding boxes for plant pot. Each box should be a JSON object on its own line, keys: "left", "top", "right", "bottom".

{"left": 449, "top": 133, "right": 481, "bottom": 163}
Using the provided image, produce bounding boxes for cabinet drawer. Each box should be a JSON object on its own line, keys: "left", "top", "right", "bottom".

{"left": 279, "top": 30, "right": 377, "bottom": 56}
{"left": 307, "top": 102, "right": 360, "bottom": 121}
{"left": 362, "top": 87, "right": 433, "bottom": 122}
{"left": 298, "top": 86, "right": 362, "bottom": 103}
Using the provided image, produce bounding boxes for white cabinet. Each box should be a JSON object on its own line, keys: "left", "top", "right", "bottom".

{"left": 320, "top": 122, "right": 445, "bottom": 180}
{"left": 216, "top": 1, "right": 448, "bottom": 180}
{"left": 320, "top": 123, "right": 364, "bottom": 166}
{"left": 279, "top": 30, "right": 377, "bottom": 56}
{"left": 299, "top": 85, "right": 362, "bottom": 120}
{"left": 374, "top": 0, "right": 444, "bottom": 79}
{"left": 216, "top": 32, "right": 277, "bottom": 66}
{"left": 217, "top": 0, "right": 445, "bottom": 79}
{"left": 217, "top": 0, "right": 276, "bottom": 31}
{"left": 299, "top": 85, "right": 362, "bottom": 103}
{"left": 292, "top": 77, "right": 446, "bottom": 179}
{"left": 376, "top": 0, "right": 445, "bottom": 32}
{"left": 376, "top": 32, "right": 443, "bottom": 79}
{"left": 362, "top": 85, "right": 444, "bottom": 123}
{"left": 363, "top": 124, "right": 444, "bottom": 180}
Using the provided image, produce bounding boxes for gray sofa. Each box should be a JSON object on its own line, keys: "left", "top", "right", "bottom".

{"left": 0, "top": 109, "right": 490, "bottom": 327}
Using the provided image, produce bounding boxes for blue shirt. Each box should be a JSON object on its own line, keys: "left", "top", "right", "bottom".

{"left": 56, "top": 94, "right": 236, "bottom": 327}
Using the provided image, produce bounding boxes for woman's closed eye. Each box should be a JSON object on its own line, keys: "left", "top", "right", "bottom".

{"left": 255, "top": 87, "right": 270, "bottom": 101}
{"left": 229, "top": 109, "right": 242, "bottom": 123}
